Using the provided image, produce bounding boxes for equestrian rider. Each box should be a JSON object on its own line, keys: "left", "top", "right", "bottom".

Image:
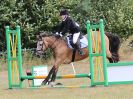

{"left": 55, "top": 9, "right": 84, "bottom": 55}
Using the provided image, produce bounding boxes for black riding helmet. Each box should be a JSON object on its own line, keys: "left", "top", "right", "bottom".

{"left": 60, "top": 9, "right": 69, "bottom": 16}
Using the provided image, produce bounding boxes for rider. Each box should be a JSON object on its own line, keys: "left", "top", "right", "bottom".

{"left": 55, "top": 9, "right": 84, "bottom": 55}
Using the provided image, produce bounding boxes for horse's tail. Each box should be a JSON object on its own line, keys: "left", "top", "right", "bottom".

{"left": 105, "top": 32, "right": 120, "bottom": 63}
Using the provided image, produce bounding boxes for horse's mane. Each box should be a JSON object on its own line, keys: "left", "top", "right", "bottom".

{"left": 38, "top": 31, "right": 65, "bottom": 41}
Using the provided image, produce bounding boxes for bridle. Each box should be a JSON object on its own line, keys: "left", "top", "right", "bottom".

{"left": 37, "top": 35, "right": 58, "bottom": 52}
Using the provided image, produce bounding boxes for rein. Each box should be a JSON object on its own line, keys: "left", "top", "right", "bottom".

{"left": 48, "top": 37, "right": 58, "bottom": 50}
{"left": 42, "top": 35, "right": 60, "bottom": 50}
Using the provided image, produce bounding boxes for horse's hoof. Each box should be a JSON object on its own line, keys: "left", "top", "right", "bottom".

{"left": 41, "top": 80, "right": 47, "bottom": 85}
{"left": 49, "top": 82, "right": 56, "bottom": 87}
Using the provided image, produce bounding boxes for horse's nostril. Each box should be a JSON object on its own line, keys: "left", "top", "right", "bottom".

{"left": 36, "top": 50, "right": 44, "bottom": 56}
{"left": 36, "top": 52, "right": 41, "bottom": 57}
{"left": 36, "top": 54, "right": 40, "bottom": 58}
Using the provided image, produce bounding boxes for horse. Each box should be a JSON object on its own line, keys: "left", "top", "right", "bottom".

{"left": 36, "top": 32, "right": 120, "bottom": 85}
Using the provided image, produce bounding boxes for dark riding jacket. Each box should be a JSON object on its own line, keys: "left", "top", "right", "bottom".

{"left": 56, "top": 17, "right": 80, "bottom": 35}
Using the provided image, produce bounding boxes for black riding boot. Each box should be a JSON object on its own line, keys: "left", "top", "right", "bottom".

{"left": 74, "top": 42, "right": 84, "bottom": 55}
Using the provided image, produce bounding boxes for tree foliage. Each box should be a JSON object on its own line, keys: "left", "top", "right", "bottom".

{"left": 77, "top": 0, "right": 133, "bottom": 37}
{"left": 0, "top": 0, "right": 132, "bottom": 51}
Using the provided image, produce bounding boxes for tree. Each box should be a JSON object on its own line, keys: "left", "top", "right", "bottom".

{"left": 76, "top": 0, "right": 133, "bottom": 37}
{"left": 0, "top": 0, "right": 132, "bottom": 52}
{"left": 0, "top": 0, "right": 80, "bottom": 50}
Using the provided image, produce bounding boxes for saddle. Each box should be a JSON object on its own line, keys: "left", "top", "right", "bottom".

{"left": 66, "top": 35, "right": 88, "bottom": 62}
{"left": 66, "top": 35, "right": 88, "bottom": 49}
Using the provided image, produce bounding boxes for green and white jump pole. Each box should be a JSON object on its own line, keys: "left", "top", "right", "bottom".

{"left": 87, "top": 19, "right": 133, "bottom": 86}
{"left": 86, "top": 19, "right": 108, "bottom": 86}
{"left": 5, "top": 26, "right": 23, "bottom": 89}
{"left": 6, "top": 19, "right": 133, "bottom": 89}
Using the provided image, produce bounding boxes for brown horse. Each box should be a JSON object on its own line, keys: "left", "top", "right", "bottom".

{"left": 36, "top": 32, "right": 120, "bottom": 85}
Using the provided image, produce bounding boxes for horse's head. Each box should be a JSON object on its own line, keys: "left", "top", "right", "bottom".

{"left": 36, "top": 32, "right": 64, "bottom": 57}
{"left": 36, "top": 32, "right": 49, "bottom": 56}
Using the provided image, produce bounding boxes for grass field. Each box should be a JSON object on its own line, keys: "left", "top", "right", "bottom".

{"left": 0, "top": 36, "right": 133, "bottom": 99}
{"left": 1, "top": 57, "right": 133, "bottom": 99}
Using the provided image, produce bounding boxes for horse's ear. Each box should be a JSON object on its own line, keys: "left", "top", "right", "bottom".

{"left": 36, "top": 35, "right": 42, "bottom": 40}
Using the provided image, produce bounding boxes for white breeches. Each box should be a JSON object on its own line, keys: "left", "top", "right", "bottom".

{"left": 73, "top": 32, "right": 80, "bottom": 44}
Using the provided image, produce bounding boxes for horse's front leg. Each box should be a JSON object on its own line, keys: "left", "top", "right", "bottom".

{"left": 41, "top": 66, "right": 55, "bottom": 85}
{"left": 48, "top": 58, "right": 65, "bottom": 86}
{"left": 49, "top": 65, "right": 59, "bottom": 84}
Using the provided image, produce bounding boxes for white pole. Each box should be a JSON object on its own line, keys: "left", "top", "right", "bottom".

{"left": 71, "top": 62, "right": 76, "bottom": 75}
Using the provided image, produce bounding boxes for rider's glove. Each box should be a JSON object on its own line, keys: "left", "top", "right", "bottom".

{"left": 55, "top": 32, "right": 59, "bottom": 35}
{"left": 59, "top": 32, "right": 63, "bottom": 37}
{"left": 55, "top": 32, "right": 62, "bottom": 37}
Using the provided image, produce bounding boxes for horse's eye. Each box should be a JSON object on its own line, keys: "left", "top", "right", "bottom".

{"left": 40, "top": 44, "right": 43, "bottom": 46}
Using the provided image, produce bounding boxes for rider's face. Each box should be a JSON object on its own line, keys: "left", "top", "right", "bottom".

{"left": 60, "top": 15, "right": 67, "bottom": 21}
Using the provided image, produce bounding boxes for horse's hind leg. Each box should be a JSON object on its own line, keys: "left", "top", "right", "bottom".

{"left": 105, "top": 35, "right": 114, "bottom": 63}
{"left": 105, "top": 34, "right": 120, "bottom": 63}
{"left": 42, "top": 66, "right": 55, "bottom": 85}
{"left": 106, "top": 48, "right": 114, "bottom": 63}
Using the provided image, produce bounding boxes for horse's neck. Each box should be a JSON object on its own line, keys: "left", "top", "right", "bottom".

{"left": 45, "top": 37, "right": 56, "bottom": 47}
{"left": 46, "top": 36, "right": 65, "bottom": 49}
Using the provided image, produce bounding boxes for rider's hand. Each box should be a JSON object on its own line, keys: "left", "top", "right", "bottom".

{"left": 59, "top": 32, "right": 63, "bottom": 37}
{"left": 55, "top": 32, "right": 62, "bottom": 38}
{"left": 55, "top": 32, "right": 59, "bottom": 35}
{"left": 55, "top": 32, "right": 62, "bottom": 37}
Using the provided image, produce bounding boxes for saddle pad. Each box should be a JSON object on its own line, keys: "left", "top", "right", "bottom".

{"left": 67, "top": 36, "right": 88, "bottom": 49}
